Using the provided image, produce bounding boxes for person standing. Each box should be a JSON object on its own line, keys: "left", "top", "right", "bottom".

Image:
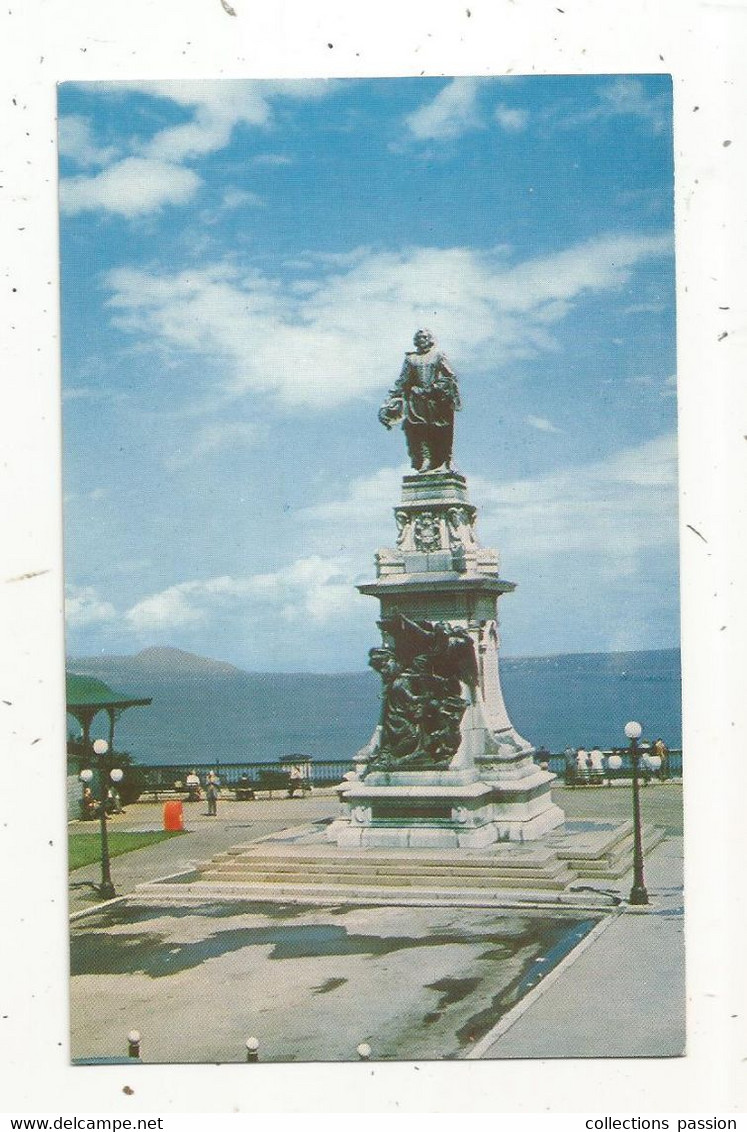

{"left": 589, "top": 745, "right": 605, "bottom": 785}
{"left": 640, "top": 742, "right": 653, "bottom": 786}
{"left": 288, "top": 764, "right": 303, "bottom": 798}
{"left": 206, "top": 771, "right": 219, "bottom": 816}
{"left": 81, "top": 787, "right": 97, "bottom": 820}
{"left": 653, "top": 737, "right": 669, "bottom": 781}
{"left": 185, "top": 769, "right": 201, "bottom": 802}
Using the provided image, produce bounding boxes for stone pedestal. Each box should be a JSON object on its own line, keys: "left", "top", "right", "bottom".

{"left": 330, "top": 470, "right": 564, "bottom": 848}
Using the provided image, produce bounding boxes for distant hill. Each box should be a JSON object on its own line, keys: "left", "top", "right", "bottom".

{"left": 75, "top": 646, "right": 246, "bottom": 680}
{"left": 66, "top": 645, "right": 682, "bottom": 766}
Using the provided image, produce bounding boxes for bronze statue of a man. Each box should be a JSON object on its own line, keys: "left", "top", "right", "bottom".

{"left": 379, "top": 329, "right": 461, "bottom": 472}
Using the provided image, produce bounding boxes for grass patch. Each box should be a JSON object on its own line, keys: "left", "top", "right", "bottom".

{"left": 68, "top": 830, "right": 186, "bottom": 871}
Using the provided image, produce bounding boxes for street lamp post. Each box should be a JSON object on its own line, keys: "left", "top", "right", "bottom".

{"left": 92, "top": 739, "right": 116, "bottom": 900}
{"left": 81, "top": 739, "right": 123, "bottom": 900}
{"left": 624, "top": 720, "right": 649, "bottom": 906}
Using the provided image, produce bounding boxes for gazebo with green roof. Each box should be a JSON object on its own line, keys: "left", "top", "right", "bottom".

{"left": 66, "top": 673, "right": 152, "bottom": 755}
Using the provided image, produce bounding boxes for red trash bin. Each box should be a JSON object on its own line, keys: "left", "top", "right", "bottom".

{"left": 163, "top": 800, "right": 184, "bottom": 831}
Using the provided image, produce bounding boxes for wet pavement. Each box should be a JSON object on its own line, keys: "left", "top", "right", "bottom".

{"left": 70, "top": 899, "right": 600, "bottom": 1062}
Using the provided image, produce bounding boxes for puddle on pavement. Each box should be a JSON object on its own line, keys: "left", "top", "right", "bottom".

{"left": 426, "top": 976, "right": 482, "bottom": 1010}
{"left": 312, "top": 976, "right": 348, "bottom": 994}
{"left": 72, "top": 903, "right": 597, "bottom": 979}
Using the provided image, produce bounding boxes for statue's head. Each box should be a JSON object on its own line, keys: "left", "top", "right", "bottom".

{"left": 413, "top": 328, "right": 434, "bottom": 352}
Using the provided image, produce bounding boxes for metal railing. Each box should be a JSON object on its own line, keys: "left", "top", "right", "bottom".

{"left": 134, "top": 749, "right": 682, "bottom": 797}
{"left": 545, "top": 749, "right": 682, "bottom": 779}
{"left": 138, "top": 759, "right": 355, "bottom": 795}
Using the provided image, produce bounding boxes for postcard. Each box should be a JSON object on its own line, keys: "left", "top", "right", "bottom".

{"left": 59, "top": 74, "right": 683, "bottom": 1066}
{"left": 2, "top": 0, "right": 744, "bottom": 1117}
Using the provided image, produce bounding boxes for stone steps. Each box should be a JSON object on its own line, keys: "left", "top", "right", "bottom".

{"left": 198, "top": 867, "right": 573, "bottom": 891}
{"left": 570, "top": 827, "right": 666, "bottom": 879}
{"left": 133, "top": 879, "right": 616, "bottom": 911}
{"left": 202, "top": 856, "right": 574, "bottom": 881}
{"left": 131, "top": 821, "right": 667, "bottom": 910}
{"left": 215, "top": 845, "right": 562, "bottom": 865}
{"left": 548, "top": 822, "right": 664, "bottom": 879}
{"left": 194, "top": 824, "right": 664, "bottom": 893}
{"left": 552, "top": 819, "right": 635, "bottom": 861}
{"left": 196, "top": 843, "right": 578, "bottom": 892}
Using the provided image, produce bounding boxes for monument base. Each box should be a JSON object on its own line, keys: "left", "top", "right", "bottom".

{"left": 340, "top": 465, "right": 566, "bottom": 849}
{"left": 329, "top": 761, "right": 565, "bottom": 849}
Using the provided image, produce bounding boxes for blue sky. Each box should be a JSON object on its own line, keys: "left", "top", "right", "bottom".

{"left": 59, "top": 75, "right": 678, "bottom": 670}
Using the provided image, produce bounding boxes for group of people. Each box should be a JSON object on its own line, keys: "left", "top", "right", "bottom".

{"left": 566, "top": 746, "right": 609, "bottom": 786}
{"left": 80, "top": 785, "right": 124, "bottom": 821}
{"left": 183, "top": 766, "right": 307, "bottom": 811}
{"left": 564, "top": 738, "right": 670, "bottom": 785}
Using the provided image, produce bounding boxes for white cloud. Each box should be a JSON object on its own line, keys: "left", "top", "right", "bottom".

{"left": 472, "top": 431, "right": 678, "bottom": 574}
{"left": 300, "top": 466, "right": 407, "bottom": 559}
{"left": 464, "top": 432, "right": 680, "bottom": 653}
{"left": 136, "top": 82, "right": 273, "bottom": 163}
{"left": 599, "top": 78, "right": 668, "bottom": 130}
{"left": 123, "top": 555, "right": 356, "bottom": 635}
{"left": 104, "top": 232, "right": 673, "bottom": 409}
{"left": 559, "top": 78, "right": 670, "bottom": 134}
{"left": 494, "top": 104, "right": 529, "bottom": 132}
{"left": 69, "top": 436, "right": 679, "bottom": 658}
{"left": 306, "top": 434, "right": 677, "bottom": 566}
{"left": 526, "top": 415, "right": 561, "bottom": 434}
{"left": 221, "top": 187, "right": 263, "bottom": 209}
{"left": 303, "top": 466, "right": 405, "bottom": 526}
{"left": 101, "top": 80, "right": 331, "bottom": 164}
{"left": 59, "top": 81, "right": 333, "bottom": 216}
{"left": 59, "top": 157, "right": 201, "bottom": 217}
{"left": 65, "top": 586, "right": 116, "bottom": 629}
{"left": 58, "top": 115, "right": 118, "bottom": 167}
{"left": 405, "top": 78, "right": 482, "bottom": 141}
{"left": 124, "top": 584, "right": 206, "bottom": 631}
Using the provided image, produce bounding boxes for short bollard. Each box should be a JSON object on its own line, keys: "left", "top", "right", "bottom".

{"left": 356, "top": 1043, "right": 371, "bottom": 1061}
{"left": 245, "top": 1036, "right": 260, "bottom": 1063}
{"left": 127, "top": 1030, "right": 141, "bottom": 1059}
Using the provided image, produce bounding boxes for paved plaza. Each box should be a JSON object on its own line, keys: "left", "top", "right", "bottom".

{"left": 68, "top": 784, "right": 684, "bottom": 1061}
{"left": 68, "top": 792, "right": 340, "bottom": 917}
